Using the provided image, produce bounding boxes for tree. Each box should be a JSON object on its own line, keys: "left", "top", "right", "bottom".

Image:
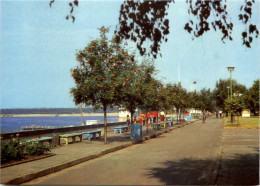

{"left": 224, "top": 96, "right": 245, "bottom": 123}
{"left": 50, "top": 0, "right": 259, "bottom": 58}
{"left": 199, "top": 88, "right": 215, "bottom": 112}
{"left": 244, "top": 79, "right": 259, "bottom": 115}
{"left": 119, "top": 59, "right": 153, "bottom": 125}
{"left": 70, "top": 27, "right": 137, "bottom": 144}
{"left": 159, "top": 83, "right": 174, "bottom": 115}
{"left": 213, "top": 79, "right": 247, "bottom": 110}
{"left": 191, "top": 90, "right": 203, "bottom": 113}
{"left": 138, "top": 68, "right": 162, "bottom": 133}
{"left": 168, "top": 83, "right": 188, "bottom": 123}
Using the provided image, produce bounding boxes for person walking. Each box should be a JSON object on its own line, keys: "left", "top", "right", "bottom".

{"left": 152, "top": 111, "right": 157, "bottom": 123}
{"left": 139, "top": 112, "right": 143, "bottom": 125}
{"left": 126, "top": 115, "right": 130, "bottom": 131}
{"left": 147, "top": 112, "right": 151, "bottom": 125}
{"left": 203, "top": 110, "right": 206, "bottom": 123}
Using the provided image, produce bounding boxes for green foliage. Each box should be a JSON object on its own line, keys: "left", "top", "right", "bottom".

{"left": 70, "top": 27, "right": 144, "bottom": 141}
{"left": 1, "top": 138, "right": 25, "bottom": 163}
{"left": 71, "top": 27, "right": 138, "bottom": 110}
{"left": 24, "top": 142, "right": 51, "bottom": 156}
{"left": 199, "top": 88, "right": 215, "bottom": 112}
{"left": 191, "top": 90, "right": 203, "bottom": 111}
{"left": 120, "top": 60, "right": 158, "bottom": 123}
{"left": 171, "top": 83, "right": 188, "bottom": 111}
{"left": 213, "top": 79, "right": 247, "bottom": 110}
{"left": 244, "top": 79, "right": 259, "bottom": 114}
{"left": 224, "top": 97, "right": 245, "bottom": 115}
{"left": 1, "top": 137, "right": 51, "bottom": 163}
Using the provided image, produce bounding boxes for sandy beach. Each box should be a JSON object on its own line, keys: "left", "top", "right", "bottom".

{"left": 0, "top": 113, "right": 119, "bottom": 117}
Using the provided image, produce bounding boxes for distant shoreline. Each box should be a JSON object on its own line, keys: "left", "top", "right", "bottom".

{"left": 0, "top": 113, "right": 119, "bottom": 117}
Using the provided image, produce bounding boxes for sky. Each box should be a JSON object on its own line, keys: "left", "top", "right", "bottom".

{"left": 1, "top": 0, "right": 259, "bottom": 109}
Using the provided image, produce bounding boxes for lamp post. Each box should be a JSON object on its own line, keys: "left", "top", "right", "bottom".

{"left": 227, "top": 86, "right": 230, "bottom": 98}
{"left": 227, "top": 67, "right": 235, "bottom": 124}
{"left": 192, "top": 81, "right": 196, "bottom": 115}
{"left": 227, "top": 67, "right": 235, "bottom": 98}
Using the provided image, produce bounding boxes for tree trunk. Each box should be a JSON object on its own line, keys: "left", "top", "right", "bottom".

{"left": 179, "top": 108, "right": 181, "bottom": 124}
{"left": 129, "top": 110, "right": 134, "bottom": 132}
{"left": 130, "top": 111, "right": 134, "bottom": 124}
{"left": 146, "top": 111, "right": 148, "bottom": 133}
{"left": 176, "top": 108, "right": 178, "bottom": 125}
{"left": 103, "top": 105, "right": 107, "bottom": 144}
{"left": 157, "top": 112, "right": 159, "bottom": 124}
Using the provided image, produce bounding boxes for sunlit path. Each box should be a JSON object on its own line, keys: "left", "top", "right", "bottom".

{"left": 24, "top": 118, "right": 223, "bottom": 185}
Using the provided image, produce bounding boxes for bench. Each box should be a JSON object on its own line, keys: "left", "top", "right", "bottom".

{"left": 59, "top": 133, "right": 83, "bottom": 145}
{"left": 82, "top": 130, "right": 101, "bottom": 140}
{"left": 167, "top": 120, "right": 173, "bottom": 126}
{"left": 114, "top": 126, "right": 128, "bottom": 134}
{"left": 26, "top": 137, "right": 53, "bottom": 147}
{"left": 151, "top": 123, "right": 160, "bottom": 130}
{"left": 160, "top": 122, "right": 167, "bottom": 128}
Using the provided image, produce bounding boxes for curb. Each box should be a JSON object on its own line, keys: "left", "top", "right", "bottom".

{"left": 207, "top": 146, "right": 223, "bottom": 185}
{"left": 4, "top": 120, "right": 199, "bottom": 185}
{"left": 0, "top": 153, "right": 56, "bottom": 169}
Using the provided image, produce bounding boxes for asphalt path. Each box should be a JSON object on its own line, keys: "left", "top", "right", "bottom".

{"left": 24, "top": 118, "right": 223, "bottom": 185}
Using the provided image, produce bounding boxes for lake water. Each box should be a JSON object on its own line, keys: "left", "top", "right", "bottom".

{"left": 0, "top": 116, "right": 119, "bottom": 133}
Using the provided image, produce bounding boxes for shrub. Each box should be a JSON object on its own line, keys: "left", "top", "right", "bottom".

{"left": 24, "top": 142, "right": 51, "bottom": 156}
{"left": 1, "top": 136, "right": 51, "bottom": 163}
{"left": 1, "top": 137, "right": 25, "bottom": 163}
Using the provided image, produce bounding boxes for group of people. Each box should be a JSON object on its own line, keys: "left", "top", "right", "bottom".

{"left": 126, "top": 111, "right": 166, "bottom": 125}
{"left": 216, "top": 110, "right": 223, "bottom": 118}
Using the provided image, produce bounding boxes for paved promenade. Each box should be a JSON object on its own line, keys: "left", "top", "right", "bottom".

{"left": 1, "top": 121, "right": 195, "bottom": 185}
{"left": 1, "top": 118, "right": 259, "bottom": 185}
{"left": 215, "top": 128, "right": 259, "bottom": 184}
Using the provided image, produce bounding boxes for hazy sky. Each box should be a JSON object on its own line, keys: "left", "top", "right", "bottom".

{"left": 1, "top": 0, "right": 259, "bottom": 108}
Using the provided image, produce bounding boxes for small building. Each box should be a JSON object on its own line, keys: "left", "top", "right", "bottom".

{"left": 242, "top": 109, "right": 250, "bottom": 117}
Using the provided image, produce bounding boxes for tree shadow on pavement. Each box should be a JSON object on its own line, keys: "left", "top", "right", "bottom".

{"left": 146, "top": 151, "right": 259, "bottom": 185}
{"left": 146, "top": 158, "right": 214, "bottom": 185}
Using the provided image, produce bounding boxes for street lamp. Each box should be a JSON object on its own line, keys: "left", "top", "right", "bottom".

{"left": 227, "top": 67, "right": 235, "bottom": 98}
{"left": 227, "top": 67, "right": 235, "bottom": 124}
{"left": 191, "top": 81, "right": 197, "bottom": 115}
{"left": 227, "top": 86, "right": 230, "bottom": 98}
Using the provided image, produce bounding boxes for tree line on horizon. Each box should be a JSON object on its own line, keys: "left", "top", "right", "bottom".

{"left": 0, "top": 107, "right": 119, "bottom": 115}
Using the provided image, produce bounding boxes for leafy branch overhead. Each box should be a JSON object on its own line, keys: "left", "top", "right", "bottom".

{"left": 50, "top": 0, "right": 259, "bottom": 57}
{"left": 50, "top": 0, "right": 78, "bottom": 22}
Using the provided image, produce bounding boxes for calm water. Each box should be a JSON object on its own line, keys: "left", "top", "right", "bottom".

{"left": 0, "top": 116, "right": 118, "bottom": 133}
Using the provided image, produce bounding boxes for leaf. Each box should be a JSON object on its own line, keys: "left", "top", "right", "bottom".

{"left": 249, "top": 24, "right": 256, "bottom": 33}
{"left": 72, "top": 16, "right": 75, "bottom": 23}
{"left": 243, "top": 14, "right": 249, "bottom": 23}
{"left": 246, "top": 1, "right": 252, "bottom": 6}
{"left": 49, "top": 0, "right": 55, "bottom": 7}
{"left": 242, "top": 31, "right": 247, "bottom": 38}
{"left": 74, "top": 0, "right": 78, "bottom": 6}
{"left": 244, "top": 7, "right": 252, "bottom": 17}
{"left": 245, "top": 41, "right": 251, "bottom": 48}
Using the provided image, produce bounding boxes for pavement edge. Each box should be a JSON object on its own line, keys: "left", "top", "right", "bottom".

{"left": 4, "top": 120, "right": 199, "bottom": 185}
